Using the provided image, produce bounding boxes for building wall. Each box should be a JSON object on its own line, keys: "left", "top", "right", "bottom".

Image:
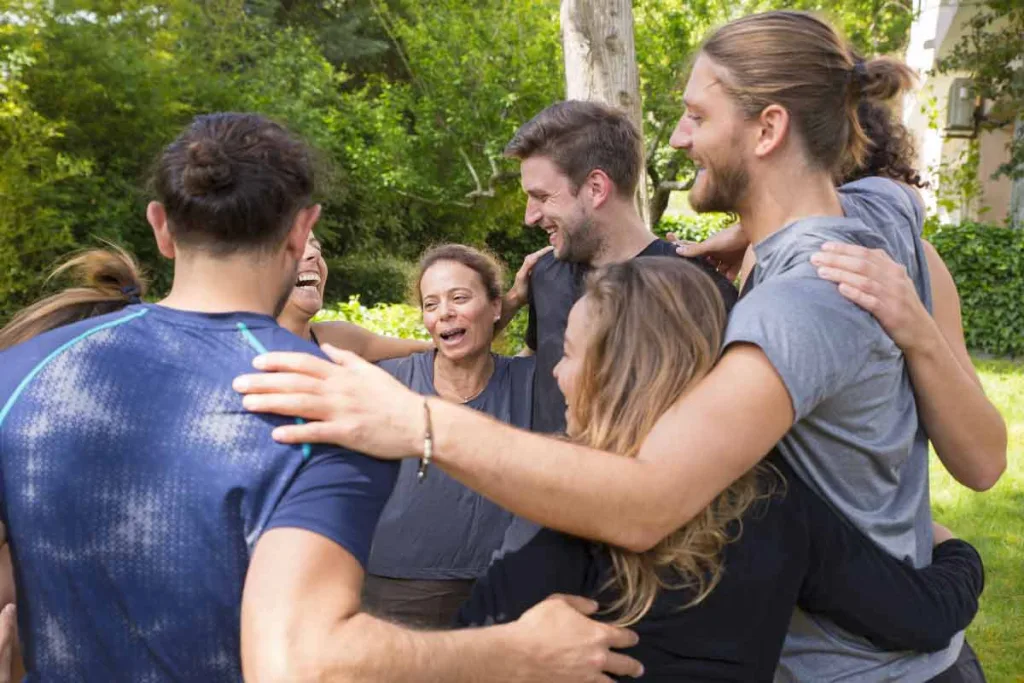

{"left": 903, "top": 0, "right": 1012, "bottom": 225}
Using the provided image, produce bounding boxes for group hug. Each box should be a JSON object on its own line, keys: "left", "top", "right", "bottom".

{"left": 0, "top": 10, "right": 1007, "bottom": 683}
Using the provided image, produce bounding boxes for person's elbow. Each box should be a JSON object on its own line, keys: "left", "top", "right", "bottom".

{"left": 960, "top": 453, "right": 1006, "bottom": 492}
{"left": 243, "top": 637, "right": 328, "bottom": 683}
{"left": 614, "top": 504, "right": 694, "bottom": 553}
{"left": 959, "top": 427, "right": 1007, "bottom": 492}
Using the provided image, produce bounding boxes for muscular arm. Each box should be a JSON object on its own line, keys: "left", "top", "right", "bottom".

{"left": 242, "top": 528, "right": 523, "bottom": 683}
{"left": 311, "top": 321, "right": 431, "bottom": 363}
{"left": 430, "top": 344, "right": 793, "bottom": 552}
{"left": 242, "top": 529, "right": 641, "bottom": 682}
{"left": 909, "top": 242, "right": 1006, "bottom": 490}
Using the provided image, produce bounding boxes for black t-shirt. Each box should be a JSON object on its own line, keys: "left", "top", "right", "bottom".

{"left": 525, "top": 240, "right": 738, "bottom": 433}
{"left": 458, "top": 454, "right": 984, "bottom": 682}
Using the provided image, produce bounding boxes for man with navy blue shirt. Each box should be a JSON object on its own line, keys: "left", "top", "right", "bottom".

{"left": 0, "top": 113, "right": 642, "bottom": 682}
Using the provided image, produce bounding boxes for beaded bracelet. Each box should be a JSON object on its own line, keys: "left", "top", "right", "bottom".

{"left": 416, "top": 398, "right": 434, "bottom": 483}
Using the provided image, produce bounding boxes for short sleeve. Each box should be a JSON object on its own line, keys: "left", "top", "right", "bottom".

{"left": 264, "top": 448, "right": 399, "bottom": 567}
{"left": 723, "top": 276, "right": 889, "bottom": 421}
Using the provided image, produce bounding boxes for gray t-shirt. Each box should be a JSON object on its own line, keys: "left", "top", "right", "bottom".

{"left": 367, "top": 352, "right": 534, "bottom": 580}
{"left": 724, "top": 178, "right": 962, "bottom": 681}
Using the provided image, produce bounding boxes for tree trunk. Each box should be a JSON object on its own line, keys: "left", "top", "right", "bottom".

{"left": 560, "top": 0, "right": 648, "bottom": 227}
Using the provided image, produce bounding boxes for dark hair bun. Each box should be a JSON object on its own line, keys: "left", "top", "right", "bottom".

{"left": 182, "top": 140, "right": 234, "bottom": 196}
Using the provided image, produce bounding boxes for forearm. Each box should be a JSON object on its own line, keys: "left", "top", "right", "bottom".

{"left": 800, "top": 494, "right": 984, "bottom": 653}
{"left": 314, "top": 613, "right": 529, "bottom": 683}
{"left": 429, "top": 397, "right": 683, "bottom": 552}
{"left": 906, "top": 325, "right": 1007, "bottom": 491}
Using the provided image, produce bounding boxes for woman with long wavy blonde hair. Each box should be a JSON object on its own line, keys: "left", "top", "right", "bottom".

{"left": 458, "top": 256, "right": 984, "bottom": 681}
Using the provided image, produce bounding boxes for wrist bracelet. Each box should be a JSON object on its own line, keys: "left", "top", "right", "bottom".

{"left": 417, "top": 397, "right": 434, "bottom": 483}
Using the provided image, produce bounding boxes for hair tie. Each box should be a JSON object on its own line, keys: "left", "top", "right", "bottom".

{"left": 852, "top": 59, "right": 869, "bottom": 86}
{"left": 122, "top": 284, "right": 142, "bottom": 305}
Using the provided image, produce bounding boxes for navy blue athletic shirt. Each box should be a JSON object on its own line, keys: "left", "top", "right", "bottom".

{"left": 0, "top": 304, "right": 398, "bottom": 682}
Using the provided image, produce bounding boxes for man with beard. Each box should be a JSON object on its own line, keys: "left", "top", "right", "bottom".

{"left": 508, "top": 101, "right": 737, "bottom": 434}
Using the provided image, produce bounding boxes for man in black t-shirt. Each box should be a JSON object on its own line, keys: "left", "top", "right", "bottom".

{"left": 504, "top": 101, "right": 737, "bottom": 433}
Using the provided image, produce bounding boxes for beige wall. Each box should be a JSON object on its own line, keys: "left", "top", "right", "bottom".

{"left": 904, "top": 0, "right": 1014, "bottom": 225}
{"left": 977, "top": 127, "right": 1012, "bottom": 223}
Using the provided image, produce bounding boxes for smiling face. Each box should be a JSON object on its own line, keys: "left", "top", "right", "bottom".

{"left": 520, "top": 156, "right": 601, "bottom": 264}
{"left": 283, "top": 233, "right": 327, "bottom": 319}
{"left": 670, "top": 53, "right": 752, "bottom": 214}
{"left": 420, "top": 260, "right": 501, "bottom": 362}
{"left": 552, "top": 296, "right": 590, "bottom": 436}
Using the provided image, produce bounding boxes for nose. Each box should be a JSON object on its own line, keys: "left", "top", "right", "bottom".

{"left": 524, "top": 198, "right": 543, "bottom": 227}
{"left": 669, "top": 115, "right": 693, "bottom": 151}
{"left": 438, "top": 299, "right": 455, "bottom": 319}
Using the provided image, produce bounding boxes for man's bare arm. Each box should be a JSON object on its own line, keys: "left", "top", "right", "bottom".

{"left": 236, "top": 343, "right": 794, "bottom": 553}
{"left": 241, "top": 528, "right": 642, "bottom": 683}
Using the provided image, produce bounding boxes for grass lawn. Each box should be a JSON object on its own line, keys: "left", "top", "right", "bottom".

{"left": 930, "top": 358, "right": 1024, "bottom": 682}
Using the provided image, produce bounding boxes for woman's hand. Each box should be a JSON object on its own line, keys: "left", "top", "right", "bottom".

{"left": 811, "top": 242, "right": 938, "bottom": 353}
{"left": 234, "top": 344, "right": 426, "bottom": 459}
{"left": 667, "top": 223, "right": 748, "bottom": 280}
{"left": 505, "top": 246, "right": 553, "bottom": 312}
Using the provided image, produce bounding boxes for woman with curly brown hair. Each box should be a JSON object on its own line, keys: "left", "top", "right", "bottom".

{"left": 458, "top": 256, "right": 984, "bottom": 681}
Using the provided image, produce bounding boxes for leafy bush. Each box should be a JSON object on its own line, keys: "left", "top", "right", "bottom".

{"left": 315, "top": 296, "right": 528, "bottom": 356}
{"left": 654, "top": 212, "right": 736, "bottom": 242}
{"left": 325, "top": 255, "right": 417, "bottom": 307}
{"left": 930, "top": 222, "right": 1024, "bottom": 357}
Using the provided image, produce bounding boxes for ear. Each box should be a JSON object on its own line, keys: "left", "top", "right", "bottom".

{"left": 147, "top": 202, "right": 175, "bottom": 259}
{"left": 490, "top": 295, "right": 502, "bottom": 324}
{"left": 753, "top": 104, "right": 790, "bottom": 159}
{"left": 582, "top": 169, "right": 615, "bottom": 210}
{"left": 285, "top": 204, "right": 321, "bottom": 261}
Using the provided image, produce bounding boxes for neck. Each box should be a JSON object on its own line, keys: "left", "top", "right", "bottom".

{"left": 590, "top": 201, "right": 655, "bottom": 267}
{"left": 278, "top": 306, "right": 313, "bottom": 340}
{"left": 738, "top": 167, "right": 843, "bottom": 246}
{"left": 159, "top": 252, "right": 286, "bottom": 317}
{"left": 434, "top": 349, "right": 494, "bottom": 402}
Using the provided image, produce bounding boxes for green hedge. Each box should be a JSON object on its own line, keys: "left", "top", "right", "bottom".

{"left": 316, "top": 296, "right": 528, "bottom": 356}
{"left": 930, "top": 223, "right": 1024, "bottom": 357}
{"left": 324, "top": 255, "right": 417, "bottom": 307}
{"left": 654, "top": 212, "right": 736, "bottom": 242}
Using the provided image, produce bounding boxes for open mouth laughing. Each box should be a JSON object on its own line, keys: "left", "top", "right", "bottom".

{"left": 295, "top": 271, "right": 322, "bottom": 289}
{"left": 438, "top": 327, "right": 467, "bottom": 345}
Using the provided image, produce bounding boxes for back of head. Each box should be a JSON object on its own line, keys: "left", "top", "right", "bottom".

{"left": 846, "top": 99, "right": 926, "bottom": 187}
{"left": 0, "top": 247, "right": 146, "bottom": 351}
{"left": 701, "top": 11, "right": 916, "bottom": 178}
{"left": 504, "top": 100, "right": 643, "bottom": 197}
{"left": 151, "top": 113, "right": 315, "bottom": 255}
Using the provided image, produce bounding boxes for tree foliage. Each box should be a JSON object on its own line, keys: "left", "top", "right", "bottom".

{"left": 0, "top": 0, "right": 914, "bottom": 317}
